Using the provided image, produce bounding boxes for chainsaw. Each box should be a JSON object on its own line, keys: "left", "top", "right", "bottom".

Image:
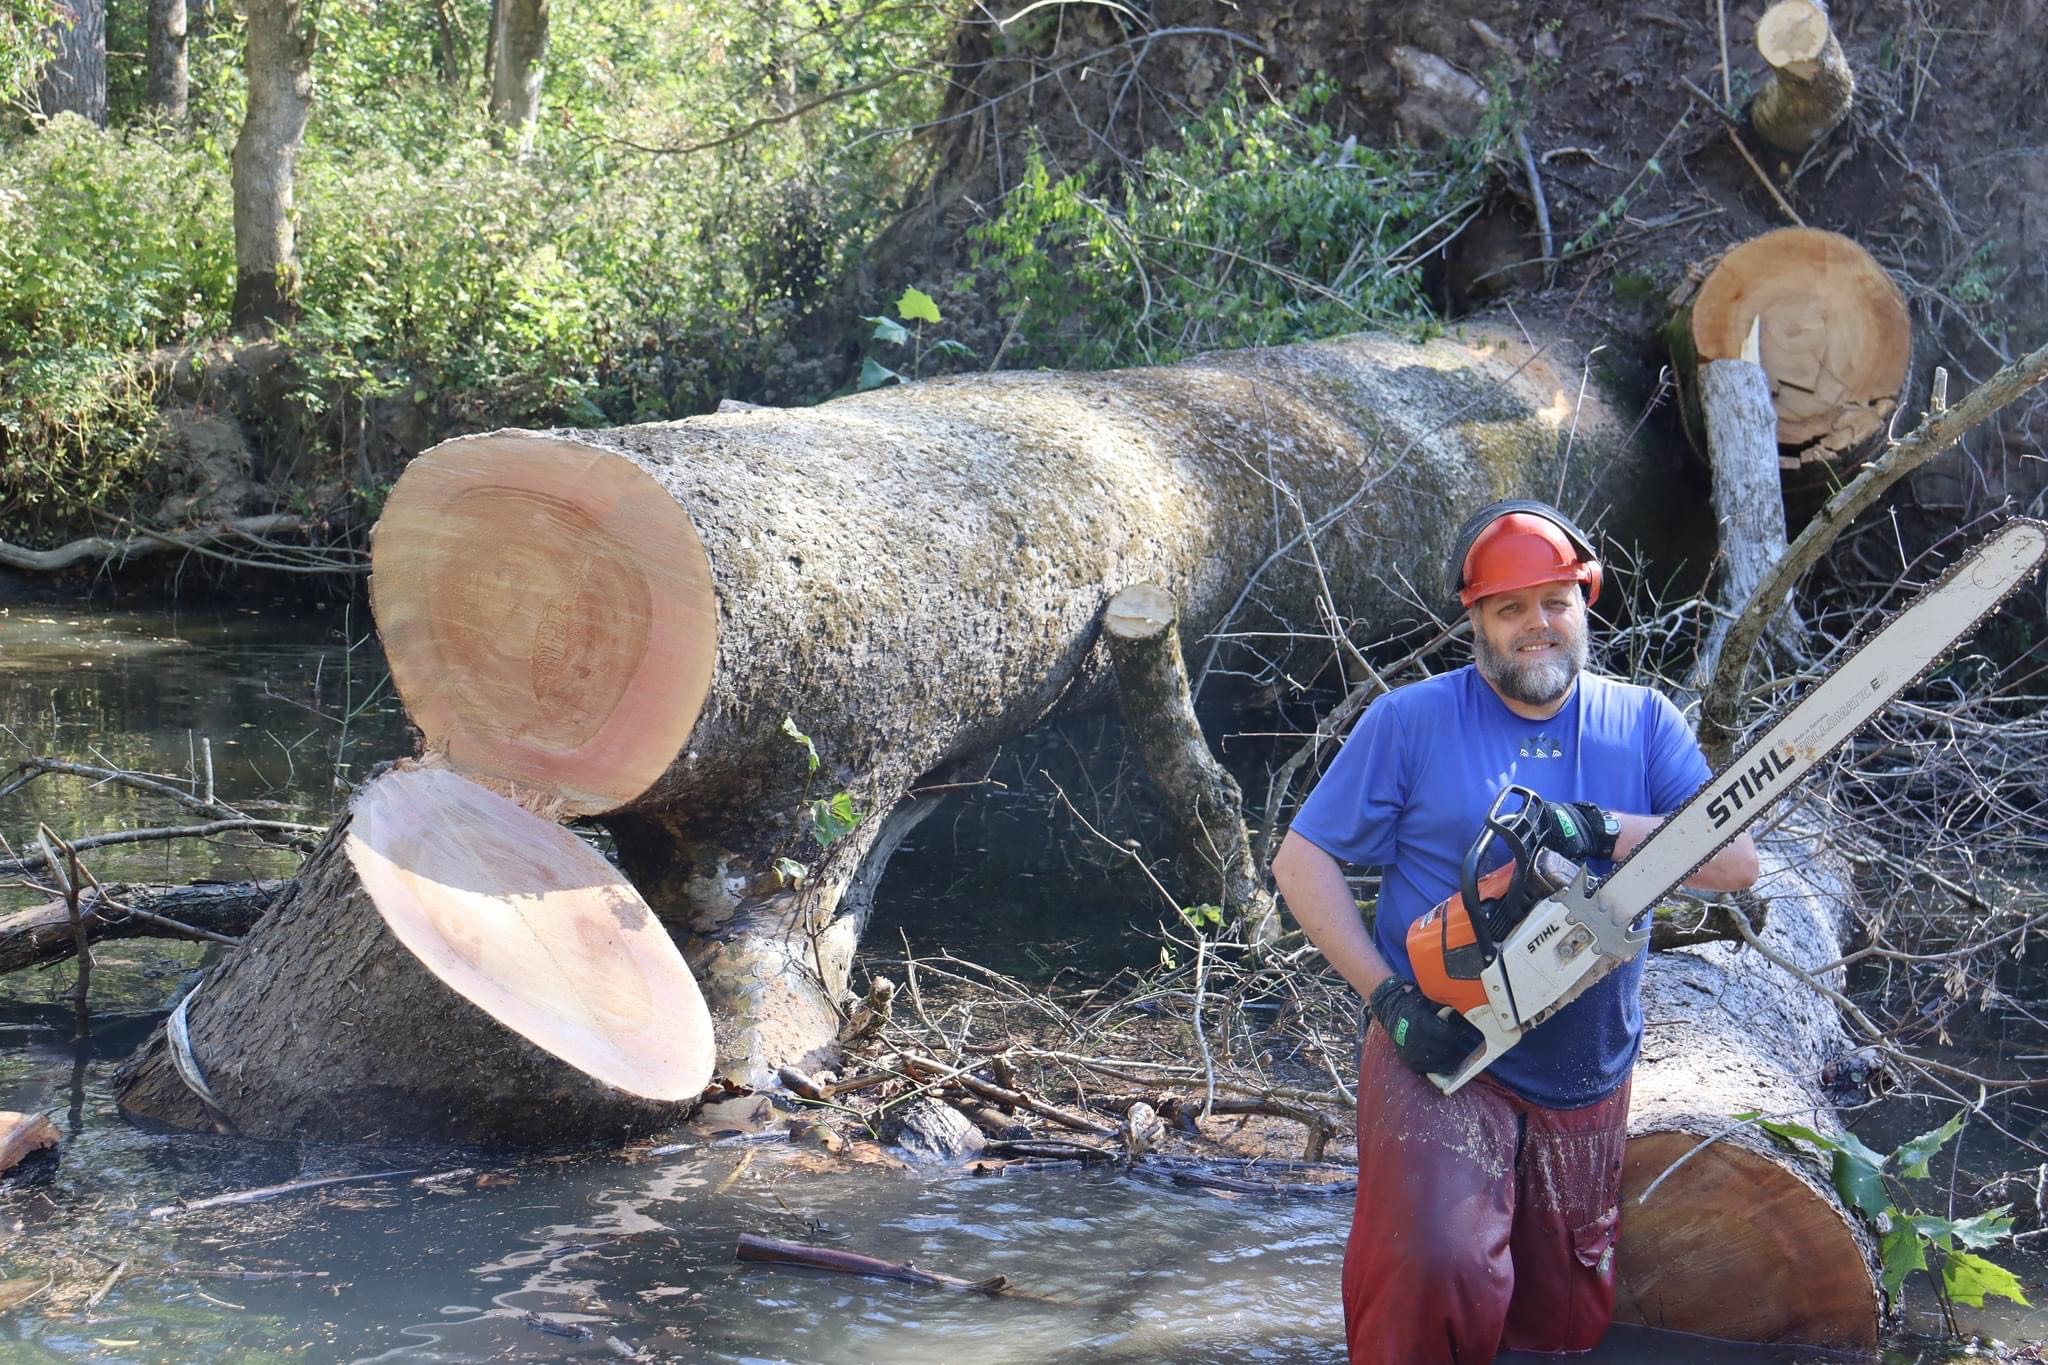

{"left": 1406, "top": 517, "right": 2048, "bottom": 1095}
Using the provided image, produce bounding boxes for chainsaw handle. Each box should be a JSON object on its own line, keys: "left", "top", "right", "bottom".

{"left": 1458, "top": 786, "right": 1538, "bottom": 960}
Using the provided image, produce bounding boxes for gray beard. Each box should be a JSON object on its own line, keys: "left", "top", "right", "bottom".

{"left": 1474, "top": 628, "right": 1587, "bottom": 707}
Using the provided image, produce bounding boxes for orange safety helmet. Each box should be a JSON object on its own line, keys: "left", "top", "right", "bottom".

{"left": 1447, "top": 500, "right": 1602, "bottom": 609}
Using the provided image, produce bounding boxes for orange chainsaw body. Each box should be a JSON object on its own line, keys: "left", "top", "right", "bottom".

{"left": 1406, "top": 860, "right": 1517, "bottom": 1015}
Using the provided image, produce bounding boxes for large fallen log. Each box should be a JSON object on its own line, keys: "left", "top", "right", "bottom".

{"left": 1616, "top": 830, "right": 1880, "bottom": 1350}
{"left": 0, "top": 879, "right": 284, "bottom": 973}
{"left": 344, "top": 327, "right": 1659, "bottom": 1092}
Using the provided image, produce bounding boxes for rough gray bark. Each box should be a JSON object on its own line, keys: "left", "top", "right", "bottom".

{"left": 35, "top": 0, "right": 106, "bottom": 125}
{"left": 374, "top": 327, "right": 1667, "bottom": 1087}
{"left": 146, "top": 0, "right": 188, "bottom": 122}
{"left": 1698, "top": 351, "right": 1804, "bottom": 678}
{"left": 231, "top": 0, "right": 314, "bottom": 329}
{"left": 1105, "top": 583, "right": 1278, "bottom": 939}
{"left": 1616, "top": 831, "right": 1881, "bottom": 1350}
{"left": 112, "top": 811, "right": 692, "bottom": 1144}
{"left": 487, "top": 0, "right": 547, "bottom": 154}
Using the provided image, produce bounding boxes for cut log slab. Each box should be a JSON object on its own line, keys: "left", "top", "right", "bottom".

{"left": 114, "top": 765, "right": 713, "bottom": 1144}
{"left": 1751, "top": 0, "right": 1856, "bottom": 155}
{"left": 1671, "top": 229, "right": 1911, "bottom": 501}
{"left": 369, "top": 328, "right": 1662, "bottom": 1086}
{"left": 0, "top": 1112, "right": 59, "bottom": 1177}
{"left": 1616, "top": 832, "right": 1880, "bottom": 1350}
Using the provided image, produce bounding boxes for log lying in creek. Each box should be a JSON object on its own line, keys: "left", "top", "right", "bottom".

{"left": 349, "top": 325, "right": 1654, "bottom": 1090}
{"left": 0, "top": 879, "right": 285, "bottom": 973}
{"left": 114, "top": 765, "right": 713, "bottom": 1144}
{"left": 1616, "top": 832, "right": 1880, "bottom": 1350}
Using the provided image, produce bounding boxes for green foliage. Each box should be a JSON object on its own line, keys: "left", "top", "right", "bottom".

{"left": 1, "top": 0, "right": 952, "bottom": 539}
{"left": 1743, "top": 1110, "right": 2029, "bottom": 1320}
{"left": 0, "top": 117, "right": 233, "bottom": 523}
{"left": 1178, "top": 902, "right": 1223, "bottom": 931}
{"left": 0, "top": 0, "right": 55, "bottom": 112}
{"left": 809, "top": 791, "right": 860, "bottom": 848}
{"left": 782, "top": 716, "right": 821, "bottom": 773}
{"left": 972, "top": 68, "right": 1501, "bottom": 370}
{"left": 858, "top": 285, "right": 971, "bottom": 389}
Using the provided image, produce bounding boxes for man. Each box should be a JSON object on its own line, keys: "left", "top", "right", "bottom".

{"left": 1270, "top": 499, "right": 1759, "bottom": 1364}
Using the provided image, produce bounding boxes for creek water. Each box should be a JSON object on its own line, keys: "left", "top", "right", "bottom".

{"left": 0, "top": 593, "right": 2040, "bottom": 1363}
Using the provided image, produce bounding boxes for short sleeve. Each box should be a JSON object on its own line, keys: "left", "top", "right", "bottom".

{"left": 1287, "top": 698, "right": 1409, "bottom": 867}
{"left": 1643, "top": 691, "right": 1713, "bottom": 815}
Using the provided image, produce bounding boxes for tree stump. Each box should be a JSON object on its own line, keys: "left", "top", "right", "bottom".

{"left": 1669, "top": 228, "right": 1911, "bottom": 502}
{"left": 115, "top": 765, "right": 714, "bottom": 1144}
{"left": 1751, "top": 0, "right": 1856, "bottom": 155}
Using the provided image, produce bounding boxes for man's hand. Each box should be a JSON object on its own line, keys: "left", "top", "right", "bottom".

{"left": 1369, "top": 977, "right": 1482, "bottom": 1077}
{"left": 1530, "top": 799, "right": 1616, "bottom": 862}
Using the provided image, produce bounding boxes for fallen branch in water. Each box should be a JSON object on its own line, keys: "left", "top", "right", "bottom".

{"left": 0, "top": 820, "right": 323, "bottom": 880}
{"left": 0, "top": 515, "right": 366, "bottom": 576}
{"left": 0, "top": 880, "right": 280, "bottom": 973}
{"left": 735, "top": 1233, "right": 1010, "bottom": 1295}
{"left": 149, "top": 1168, "right": 436, "bottom": 1218}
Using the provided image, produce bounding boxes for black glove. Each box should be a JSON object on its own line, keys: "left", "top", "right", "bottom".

{"left": 1369, "top": 977, "right": 1482, "bottom": 1077}
{"left": 1530, "top": 799, "right": 1617, "bottom": 862}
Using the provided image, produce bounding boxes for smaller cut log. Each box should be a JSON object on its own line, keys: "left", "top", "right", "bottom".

{"left": 1698, "top": 318, "right": 1806, "bottom": 677}
{"left": 1751, "top": 0, "right": 1855, "bottom": 154}
{"left": 114, "top": 765, "right": 714, "bottom": 1144}
{"left": 1104, "top": 584, "right": 1278, "bottom": 938}
{"left": 0, "top": 1112, "right": 59, "bottom": 1177}
{"left": 1669, "top": 228, "right": 1911, "bottom": 500}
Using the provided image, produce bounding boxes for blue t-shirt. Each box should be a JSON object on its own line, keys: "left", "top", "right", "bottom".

{"left": 1290, "top": 665, "right": 1712, "bottom": 1108}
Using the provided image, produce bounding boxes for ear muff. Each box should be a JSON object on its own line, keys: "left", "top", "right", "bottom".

{"left": 1447, "top": 499, "right": 1602, "bottom": 608}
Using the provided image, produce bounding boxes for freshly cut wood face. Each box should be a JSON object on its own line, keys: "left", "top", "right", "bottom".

{"left": 346, "top": 767, "right": 715, "bottom": 1101}
{"left": 370, "top": 433, "right": 717, "bottom": 815}
{"left": 1691, "top": 228, "right": 1909, "bottom": 455}
{"left": 1615, "top": 1131, "right": 1878, "bottom": 1348}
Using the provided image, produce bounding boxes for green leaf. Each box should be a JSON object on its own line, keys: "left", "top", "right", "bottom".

{"left": 895, "top": 286, "right": 941, "bottom": 324}
{"left": 1750, "top": 1115, "right": 1843, "bottom": 1156}
{"left": 1879, "top": 1221, "right": 1927, "bottom": 1304}
{"left": 1947, "top": 1207, "right": 2016, "bottom": 1250}
{"left": 810, "top": 791, "right": 860, "bottom": 848}
{"left": 1941, "top": 1251, "right": 2030, "bottom": 1308}
{"left": 863, "top": 314, "right": 909, "bottom": 346}
{"left": 773, "top": 856, "right": 808, "bottom": 887}
{"left": 857, "top": 357, "right": 902, "bottom": 390}
{"left": 1178, "top": 903, "right": 1223, "bottom": 929}
{"left": 780, "top": 716, "right": 820, "bottom": 773}
{"left": 928, "top": 338, "right": 977, "bottom": 358}
{"left": 1892, "top": 1111, "right": 1964, "bottom": 1179}
{"left": 1831, "top": 1149, "right": 1891, "bottom": 1222}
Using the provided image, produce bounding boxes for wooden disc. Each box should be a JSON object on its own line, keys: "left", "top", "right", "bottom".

{"left": 347, "top": 766, "right": 715, "bottom": 1101}
{"left": 371, "top": 432, "right": 717, "bottom": 816}
{"left": 1690, "top": 229, "right": 1910, "bottom": 454}
{"left": 1614, "top": 1130, "right": 1879, "bottom": 1348}
{"left": 1104, "top": 583, "right": 1176, "bottom": 640}
{"left": 1757, "top": 0, "right": 1829, "bottom": 67}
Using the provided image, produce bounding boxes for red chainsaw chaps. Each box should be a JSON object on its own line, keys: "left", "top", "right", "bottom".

{"left": 1343, "top": 1026, "right": 1631, "bottom": 1364}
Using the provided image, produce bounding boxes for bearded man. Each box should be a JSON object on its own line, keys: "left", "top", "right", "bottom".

{"left": 1270, "top": 499, "right": 1760, "bottom": 1364}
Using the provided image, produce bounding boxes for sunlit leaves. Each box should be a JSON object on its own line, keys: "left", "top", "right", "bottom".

{"left": 809, "top": 791, "right": 860, "bottom": 848}
{"left": 895, "top": 286, "right": 940, "bottom": 324}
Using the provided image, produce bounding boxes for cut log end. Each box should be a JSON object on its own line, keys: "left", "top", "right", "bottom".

{"left": 1616, "top": 1130, "right": 1880, "bottom": 1349}
{"left": 370, "top": 432, "right": 719, "bottom": 817}
{"left": 1689, "top": 228, "right": 1909, "bottom": 466}
{"left": 1756, "top": 0, "right": 1831, "bottom": 67}
{"left": 350, "top": 766, "right": 714, "bottom": 1102}
{"left": 1104, "top": 583, "right": 1176, "bottom": 641}
{"left": 1751, "top": 0, "right": 1855, "bottom": 153}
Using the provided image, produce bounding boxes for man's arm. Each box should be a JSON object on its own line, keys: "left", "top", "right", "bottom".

{"left": 1610, "top": 815, "right": 1759, "bottom": 891}
{"left": 1271, "top": 830, "right": 1395, "bottom": 1000}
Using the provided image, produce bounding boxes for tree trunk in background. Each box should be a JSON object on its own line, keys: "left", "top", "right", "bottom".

{"left": 35, "top": 0, "right": 105, "bottom": 125}
{"left": 231, "top": 0, "right": 314, "bottom": 330}
{"left": 487, "top": 0, "right": 547, "bottom": 154}
{"left": 366, "top": 326, "right": 1661, "bottom": 1086}
{"left": 432, "top": 0, "right": 467, "bottom": 87}
{"left": 1616, "top": 830, "right": 1881, "bottom": 1350}
{"left": 146, "top": 0, "right": 188, "bottom": 122}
